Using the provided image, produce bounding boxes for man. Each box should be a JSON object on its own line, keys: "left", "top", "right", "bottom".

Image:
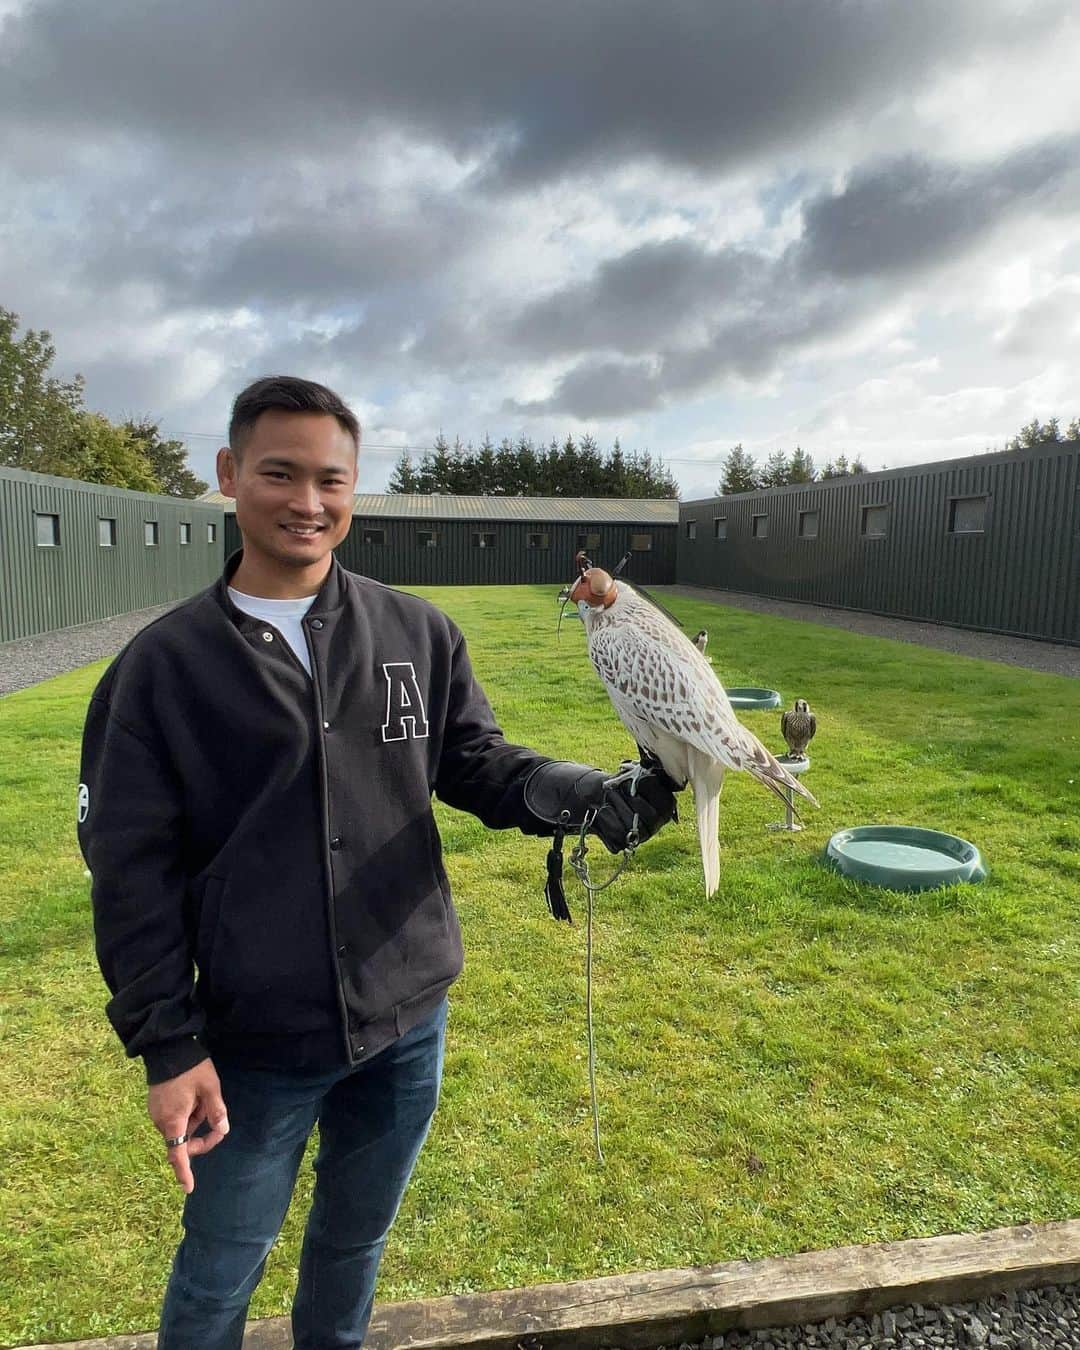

{"left": 78, "top": 376, "right": 676, "bottom": 1350}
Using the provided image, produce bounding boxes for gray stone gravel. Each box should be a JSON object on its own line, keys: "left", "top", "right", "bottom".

{"left": 658, "top": 586, "right": 1080, "bottom": 679}
{"left": 0, "top": 603, "right": 180, "bottom": 697}
{"left": 640, "top": 1280, "right": 1080, "bottom": 1349}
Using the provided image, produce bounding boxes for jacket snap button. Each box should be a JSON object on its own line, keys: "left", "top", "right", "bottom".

{"left": 337, "top": 943, "right": 347, "bottom": 957}
{"left": 262, "top": 632, "right": 273, "bottom": 642}
{"left": 330, "top": 836, "right": 343, "bottom": 851}
{"left": 310, "top": 618, "right": 324, "bottom": 630}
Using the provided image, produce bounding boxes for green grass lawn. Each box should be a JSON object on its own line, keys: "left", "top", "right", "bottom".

{"left": 1, "top": 585, "right": 1078, "bottom": 1346}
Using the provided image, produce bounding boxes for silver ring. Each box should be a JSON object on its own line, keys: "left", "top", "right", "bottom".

{"left": 165, "top": 1133, "right": 189, "bottom": 1148}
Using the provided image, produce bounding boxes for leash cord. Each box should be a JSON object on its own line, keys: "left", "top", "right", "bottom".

{"left": 568, "top": 806, "right": 640, "bottom": 1164}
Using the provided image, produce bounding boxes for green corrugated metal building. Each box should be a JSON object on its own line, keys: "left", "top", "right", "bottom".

{"left": 202, "top": 492, "right": 680, "bottom": 587}
{"left": 677, "top": 440, "right": 1080, "bottom": 645}
{"left": 1, "top": 467, "right": 225, "bottom": 643}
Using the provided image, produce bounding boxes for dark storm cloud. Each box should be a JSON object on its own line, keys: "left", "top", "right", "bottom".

{"left": 799, "top": 136, "right": 1080, "bottom": 278}
{"left": 507, "top": 293, "right": 852, "bottom": 419}
{"left": 503, "top": 136, "right": 1080, "bottom": 416}
{"left": 507, "top": 240, "right": 767, "bottom": 357}
{"left": 0, "top": 0, "right": 1067, "bottom": 185}
{"left": 2, "top": 0, "right": 1077, "bottom": 440}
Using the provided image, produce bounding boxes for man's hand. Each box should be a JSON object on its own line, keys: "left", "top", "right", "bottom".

{"left": 147, "top": 1058, "right": 230, "bottom": 1194}
{"left": 523, "top": 759, "right": 680, "bottom": 854}
{"left": 590, "top": 761, "right": 680, "bottom": 853}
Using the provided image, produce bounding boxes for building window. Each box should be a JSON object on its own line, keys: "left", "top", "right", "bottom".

{"left": 98, "top": 518, "right": 116, "bottom": 547}
{"left": 713, "top": 517, "right": 727, "bottom": 540}
{"left": 685, "top": 519, "right": 697, "bottom": 540}
{"left": 144, "top": 521, "right": 159, "bottom": 547}
{"left": 207, "top": 523, "right": 217, "bottom": 543}
{"left": 362, "top": 528, "right": 386, "bottom": 546}
{"left": 752, "top": 514, "right": 768, "bottom": 539}
{"left": 798, "top": 510, "right": 819, "bottom": 539}
{"left": 473, "top": 531, "right": 496, "bottom": 549}
{"left": 179, "top": 522, "right": 192, "bottom": 545}
{"left": 861, "top": 505, "right": 888, "bottom": 538}
{"left": 527, "top": 531, "right": 550, "bottom": 550}
{"left": 417, "top": 529, "right": 439, "bottom": 548}
{"left": 577, "top": 531, "right": 601, "bottom": 550}
{"left": 35, "top": 513, "right": 60, "bottom": 547}
{"left": 949, "top": 495, "right": 988, "bottom": 534}
{"left": 629, "top": 532, "right": 653, "bottom": 551}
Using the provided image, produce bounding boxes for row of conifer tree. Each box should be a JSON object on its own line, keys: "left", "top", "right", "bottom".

{"left": 387, "top": 432, "right": 678, "bottom": 498}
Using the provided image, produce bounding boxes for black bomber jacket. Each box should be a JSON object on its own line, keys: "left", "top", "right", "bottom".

{"left": 78, "top": 553, "right": 552, "bottom": 1084}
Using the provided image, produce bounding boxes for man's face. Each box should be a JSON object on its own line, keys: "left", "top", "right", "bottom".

{"left": 217, "top": 411, "right": 358, "bottom": 572}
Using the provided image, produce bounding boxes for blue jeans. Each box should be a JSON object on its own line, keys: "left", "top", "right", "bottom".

{"left": 158, "top": 998, "right": 447, "bottom": 1350}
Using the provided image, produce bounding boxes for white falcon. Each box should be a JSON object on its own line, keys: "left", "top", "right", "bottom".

{"left": 568, "top": 566, "right": 817, "bottom": 896}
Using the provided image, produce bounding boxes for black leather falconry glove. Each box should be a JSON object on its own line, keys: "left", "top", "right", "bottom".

{"left": 522, "top": 760, "right": 680, "bottom": 920}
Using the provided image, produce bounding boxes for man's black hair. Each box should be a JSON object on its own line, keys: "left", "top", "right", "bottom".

{"left": 228, "top": 376, "right": 361, "bottom": 455}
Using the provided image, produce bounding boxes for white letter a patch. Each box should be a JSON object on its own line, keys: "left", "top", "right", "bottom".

{"left": 381, "top": 662, "right": 430, "bottom": 742}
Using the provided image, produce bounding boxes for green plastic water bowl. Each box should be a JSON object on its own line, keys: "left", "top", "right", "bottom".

{"left": 725, "top": 686, "right": 782, "bottom": 711}
{"left": 824, "top": 825, "right": 988, "bottom": 893}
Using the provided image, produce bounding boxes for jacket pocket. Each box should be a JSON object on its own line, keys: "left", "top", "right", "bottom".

{"left": 427, "top": 824, "right": 452, "bottom": 916}
{"left": 194, "top": 876, "right": 225, "bottom": 984}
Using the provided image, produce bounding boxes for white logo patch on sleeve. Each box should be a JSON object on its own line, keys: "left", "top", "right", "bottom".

{"left": 381, "top": 662, "right": 430, "bottom": 742}
{"left": 77, "top": 783, "right": 90, "bottom": 823}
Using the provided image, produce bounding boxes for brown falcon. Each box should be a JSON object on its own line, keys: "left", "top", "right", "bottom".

{"left": 780, "top": 698, "right": 816, "bottom": 758}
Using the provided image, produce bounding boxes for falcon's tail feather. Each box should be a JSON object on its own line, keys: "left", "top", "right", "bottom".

{"left": 689, "top": 753, "right": 724, "bottom": 898}
{"left": 750, "top": 768, "right": 813, "bottom": 821}
{"left": 738, "top": 729, "right": 819, "bottom": 811}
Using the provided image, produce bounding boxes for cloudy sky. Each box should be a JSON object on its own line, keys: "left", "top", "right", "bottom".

{"left": 2, "top": 0, "right": 1078, "bottom": 499}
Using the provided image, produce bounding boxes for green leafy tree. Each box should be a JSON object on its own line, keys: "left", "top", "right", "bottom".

{"left": 850, "top": 455, "right": 868, "bottom": 475}
{"left": 1006, "top": 416, "right": 1063, "bottom": 450}
{"left": 0, "top": 307, "right": 85, "bottom": 470}
{"left": 719, "top": 443, "right": 759, "bottom": 495}
{"left": 494, "top": 437, "right": 518, "bottom": 493}
{"left": 473, "top": 434, "right": 499, "bottom": 492}
{"left": 393, "top": 431, "right": 678, "bottom": 497}
{"left": 787, "top": 446, "right": 816, "bottom": 483}
{"left": 576, "top": 432, "right": 604, "bottom": 495}
{"left": 123, "top": 417, "right": 207, "bottom": 497}
{"left": 759, "top": 449, "right": 790, "bottom": 488}
{"left": 42, "top": 412, "right": 160, "bottom": 492}
{"left": 416, "top": 432, "right": 454, "bottom": 493}
{"left": 387, "top": 450, "right": 420, "bottom": 493}
{"left": 821, "top": 453, "right": 852, "bottom": 479}
{"left": 624, "top": 448, "right": 677, "bottom": 497}
{"left": 535, "top": 436, "right": 563, "bottom": 495}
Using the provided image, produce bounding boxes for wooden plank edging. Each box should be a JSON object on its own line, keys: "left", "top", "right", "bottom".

{"left": 19, "top": 1220, "right": 1080, "bottom": 1350}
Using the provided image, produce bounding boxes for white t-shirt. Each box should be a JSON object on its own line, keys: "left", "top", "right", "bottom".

{"left": 228, "top": 587, "right": 317, "bottom": 676}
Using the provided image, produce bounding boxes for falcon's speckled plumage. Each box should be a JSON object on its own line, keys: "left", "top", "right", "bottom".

{"left": 781, "top": 699, "right": 817, "bottom": 758}
{"left": 693, "top": 629, "right": 708, "bottom": 652}
{"left": 570, "top": 568, "right": 817, "bottom": 896}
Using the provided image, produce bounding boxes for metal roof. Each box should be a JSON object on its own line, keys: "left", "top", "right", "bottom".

{"left": 200, "top": 492, "right": 679, "bottom": 524}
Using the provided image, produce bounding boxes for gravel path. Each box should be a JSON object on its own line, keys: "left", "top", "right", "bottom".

{"left": 649, "top": 1280, "right": 1080, "bottom": 1349}
{"left": 0, "top": 603, "right": 180, "bottom": 697}
{"left": 658, "top": 586, "right": 1080, "bottom": 678}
